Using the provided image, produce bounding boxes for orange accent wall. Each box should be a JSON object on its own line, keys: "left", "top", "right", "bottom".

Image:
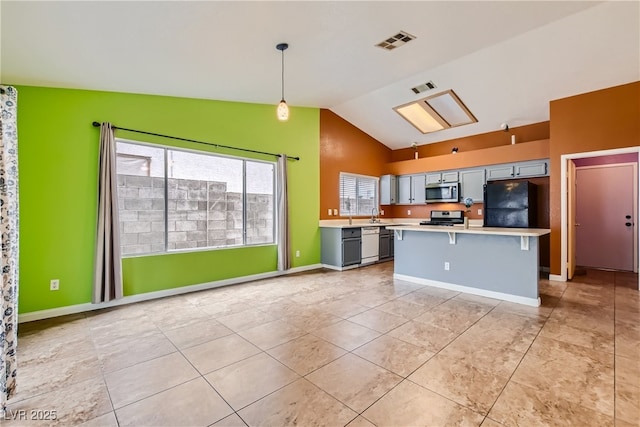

{"left": 392, "top": 122, "right": 549, "bottom": 162}
{"left": 548, "top": 81, "right": 640, "bottom": 275}
{"left": 319, "top": 110, "right": 392, "bottom": 219}
{"left": 385, "top": 139, "right": 549, "bottom": 176}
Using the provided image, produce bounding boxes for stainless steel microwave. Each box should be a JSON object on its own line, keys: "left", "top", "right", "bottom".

{"left": 425, "top": 182, "right": 459, "bottom": 203}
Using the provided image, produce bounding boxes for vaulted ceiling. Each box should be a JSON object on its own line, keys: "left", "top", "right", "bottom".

{"left": 2, "top": 1, "right": 638, "bottom": 149}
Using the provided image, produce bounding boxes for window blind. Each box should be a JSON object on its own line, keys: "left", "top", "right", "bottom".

{"left": 339, "top": 172, "right": 379, "bottom": 216}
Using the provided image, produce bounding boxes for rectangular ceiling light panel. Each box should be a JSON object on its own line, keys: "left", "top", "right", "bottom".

{"left": 394, "top": 103, "right": 446, "bottom": 134}
{"left": 426, "top": 90, "right": 477, "bottom": 127}
{"left": 394, "top": 89, "right": 477, "bottom": 135}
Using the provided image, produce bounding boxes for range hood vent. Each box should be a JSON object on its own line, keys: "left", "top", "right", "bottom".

{"left": 376, "top": 31, "right": 416, "bottom": 51}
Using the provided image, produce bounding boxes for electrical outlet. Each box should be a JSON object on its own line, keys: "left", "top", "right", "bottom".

{"left": 407, "top": 209, "right": 411, "bottom": 215}
{"left": 327, "top": 209, "right": 332, "bottom": 216}
{"left": 295, "top": 250, "right": 300, "bottom": 257}
{"left": 333, "top": 209, "right": 338, "bottom": 216}
{"left": 444, "top": 262, "right": 450, "bottom": 271}
{"left": 477, "top": 208, "right": 483, "bottom": 215}
{"left": 380, "top": 210, "right": 384, "bottom": 215}
{"left": 50, "top": 279, "right": 60, "bottom": 291}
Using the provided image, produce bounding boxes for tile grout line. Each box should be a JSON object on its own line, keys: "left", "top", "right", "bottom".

{"left": 17, "top": 266, "right": 634, "bottom": 426}
{"left": 478, "top": 280, "right": 567, "bottom": 424}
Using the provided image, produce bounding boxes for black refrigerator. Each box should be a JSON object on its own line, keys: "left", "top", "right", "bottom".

{"left": 483, "top": 181, "right": 537, "bottom": 228}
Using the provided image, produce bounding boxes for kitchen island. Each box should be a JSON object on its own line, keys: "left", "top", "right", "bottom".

{"left": 385, "top": 224, "right": 551, "bottom": 306}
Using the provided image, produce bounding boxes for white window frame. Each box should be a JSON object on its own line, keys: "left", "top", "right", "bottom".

{"left": 116, "top": 138, "right": 277, "bottom": 256}
{"left": 339, "top": 172, "right": 379, "bottom": 217}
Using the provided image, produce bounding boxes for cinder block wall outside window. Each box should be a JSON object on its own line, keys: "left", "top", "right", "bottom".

{"left": 118, "top": 175, "right": 273, "bottom": 255}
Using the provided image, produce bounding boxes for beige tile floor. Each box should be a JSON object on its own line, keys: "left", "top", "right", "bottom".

{"left": 6, "top": 262, "right": 640, "bottom": 426}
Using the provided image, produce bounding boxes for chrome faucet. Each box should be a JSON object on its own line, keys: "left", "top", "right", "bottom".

{"left": 371, "top": 207, "right": 379, "bottom": 223}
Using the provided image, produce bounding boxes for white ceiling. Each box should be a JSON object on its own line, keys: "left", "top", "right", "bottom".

{"left": 2, "top": 1, "right": 638, "bottom": 150}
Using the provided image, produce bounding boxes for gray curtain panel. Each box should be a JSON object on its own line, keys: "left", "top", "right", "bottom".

{"left": 277, "top": 154, "right": 291, "bottom": 271}
{"left": 93, "top": 122, "right": 123, "bottom": 303}
{"left": 0, "top": 85, "right": 19, "bottom": 415}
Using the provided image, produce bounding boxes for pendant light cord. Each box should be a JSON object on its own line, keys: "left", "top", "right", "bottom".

{"left": 281, "top": 47, "right": 285, "bottom": 101}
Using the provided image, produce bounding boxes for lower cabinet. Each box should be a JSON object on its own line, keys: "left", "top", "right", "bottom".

{"left": 342, "top": 235, "right": 362, "bottom": 266}
{"left": 379, "top": 227, "right": 394, "bottom": 260}
{"left": 321, "top": 227, "right": 394, "bottom": 269}
{"left": 321, "top": 227, "right": 362, "bottom": 268}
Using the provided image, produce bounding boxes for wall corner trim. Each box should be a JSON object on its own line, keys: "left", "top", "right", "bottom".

{"left": 18, "top": 263, "right": 323, "bottom": 323}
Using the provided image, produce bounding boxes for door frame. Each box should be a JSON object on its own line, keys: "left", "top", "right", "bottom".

{"left": 558, "top": 147, "right": 640, "bottom": 290}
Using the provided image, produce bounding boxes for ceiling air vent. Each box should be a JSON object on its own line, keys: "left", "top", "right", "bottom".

{"left": 411, "top": 81, "right": 436, "bottom": 94}
{"left": 376, "top": 31, "right": 416, "bottom": 51}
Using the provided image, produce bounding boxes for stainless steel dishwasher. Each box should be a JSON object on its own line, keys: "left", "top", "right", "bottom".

{"left": 361, "top": 226, "right": 380, "bottom": 264}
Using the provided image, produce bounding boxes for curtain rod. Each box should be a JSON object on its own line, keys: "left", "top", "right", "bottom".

{"left": 91, "top": 121, "right": 300, "bottom": 161}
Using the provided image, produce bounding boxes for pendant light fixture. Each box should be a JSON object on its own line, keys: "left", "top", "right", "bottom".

{"left": 276, "top": 43, "right": 289, "bottom": 121}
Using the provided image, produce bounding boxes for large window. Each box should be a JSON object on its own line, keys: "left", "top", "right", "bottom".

{"left": 116, "top": 140, "right": 275, "bottom": 256}
{"left": 339, "top": 172, "right": 379, "bottom": 216}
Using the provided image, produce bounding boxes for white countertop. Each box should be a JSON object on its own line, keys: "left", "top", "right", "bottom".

{"left": 319, "top": 221, "right": 416, "bottom": 229}
{"left": 385, "top": 224, "right": 550, "bottom": 237}
{"left": 319, "top": 218, "right": 481, "bottom": 229}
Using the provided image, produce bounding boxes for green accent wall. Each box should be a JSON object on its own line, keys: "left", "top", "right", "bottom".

{"left": 16, "top": 86, "right": 320, "bottom": 314}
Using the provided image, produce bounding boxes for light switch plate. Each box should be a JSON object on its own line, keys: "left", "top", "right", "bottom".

{"left": 333, "top": 209, "right": 338, "bottom": 216}
{"left": 477, "top": 208, "right": 483, "bottom": 215}
{"left": 328, "top": 209, "right": 332, "bottom": 216}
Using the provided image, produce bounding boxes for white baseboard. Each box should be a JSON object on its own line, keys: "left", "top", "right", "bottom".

{"left": 549, "top": 274, "right": 566, "bottom": 282}
{"left": 18, "top": 264, "right": 323, "bottom": 323}
{"left": 394, "top": 274, "right": 541, "bottom": 307}
{"left": 321, "top": 264, "right": 360, "bottom": 272}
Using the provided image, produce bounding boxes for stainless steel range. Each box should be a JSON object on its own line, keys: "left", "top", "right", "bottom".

{"left": 419, "top": 210, "right": 465, "bottom": 226}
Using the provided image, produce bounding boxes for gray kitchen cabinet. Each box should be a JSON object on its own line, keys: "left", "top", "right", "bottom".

{"left": 486, "top": 160, "right": 548, "bottom": 181}
{"left": 459, "top": 169, "right": 485, "bottom": 202}
{"left": 379, "top": 227, "right": 393, "bottom": 260}
{"left": 411, "top": 174, "right": 426, "bottom": 204}
{"left": 321, "top": 227, "right": 361, "bottom": 269}
{"left": 380, "top": 174, "right": 397, "bottom": 205}
{"left": 442, "top": 171, "right": 459, "bottom": 183}
{"left": 514, "top": 161, "right": 547, "bottom": 178}
{"left": 397, "top": 175, "right": 412, "bottom": 204}
{"left": 426, "top": 171, "right": 459, "bottom": 184}
{"left": 397, "top": 174, "right": 425, "bottom": 204}
{"left": 486, "top": 164, "right": 514, "bottom": 180}
{"left": 425, "top": 173, "right": 442, "bottom": 185}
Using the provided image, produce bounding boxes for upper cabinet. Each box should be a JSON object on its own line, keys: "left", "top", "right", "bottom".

{"left": 380, "top": 174, "right": 397, "bottom": 205}
{"left": 459, "top": 169, "right": 485, "bottom": 203}
{"left": 426, "top": 171, "right": 458, "bottom": 185}
{"left": 486, "top": 160, "right": 548, "bottom": 181}
{"left": 412, "top": 174, "right": 426, "bottom": 204}
{"left": 485, "top": 164, "right": 514, "bottom": 180}
{"left": 398, "top": 174, "right": 426, "bottom": 204}
{"left": 397, "top": 175, "right": 412, "bottom": 204}
{"left": 381, "top": 159, "right": 548, "bottom": 205}
{"left": 515, "top": 161, "right": 547, "bottom": 178}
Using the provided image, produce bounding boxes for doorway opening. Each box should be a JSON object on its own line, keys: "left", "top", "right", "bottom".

{"left": 560, "top": 147, "right": 640, "bottom": 290}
